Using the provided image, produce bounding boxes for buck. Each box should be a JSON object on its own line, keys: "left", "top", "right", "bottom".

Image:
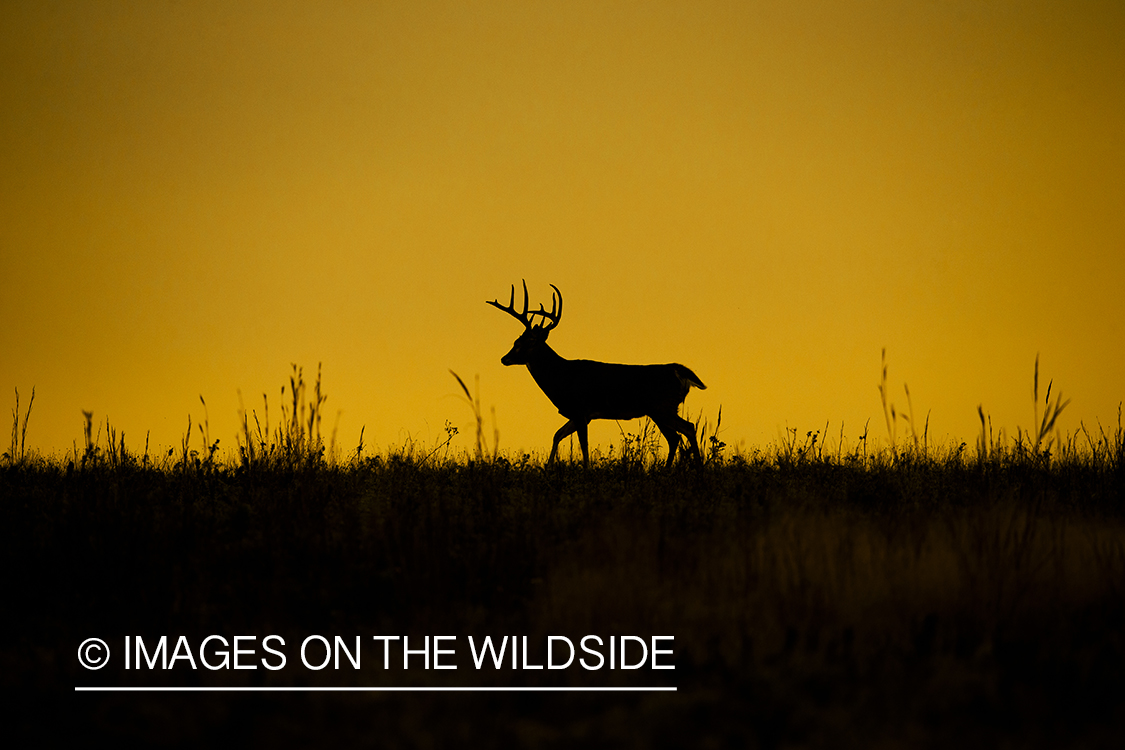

{"left": 487, "top": 281, "right": 707, "bottom": 467}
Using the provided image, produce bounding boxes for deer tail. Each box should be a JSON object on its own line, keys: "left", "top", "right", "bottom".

{"left": 673, "top": 364, "right": 707, "bottom": 391}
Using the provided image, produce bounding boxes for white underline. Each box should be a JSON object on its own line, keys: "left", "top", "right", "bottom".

{"left": 75, "top": 686, "right": 676, "bottom": 693}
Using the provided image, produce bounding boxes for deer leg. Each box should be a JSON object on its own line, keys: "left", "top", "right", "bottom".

{"left": 651, "top": 415, "right": 682, "bottom": 468}
{"left": 653, "top": 414, "right": 703, "bottom": 467}
{"left": 675, "top": 415, "right": 703, "bottom": 464}
{"left": 577, "top": 422, "right": 590, "bottom": 468}
{"left": 549, "top": 420, "right": 582, "bottom": 464}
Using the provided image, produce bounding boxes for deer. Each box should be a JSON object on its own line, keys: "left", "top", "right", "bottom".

{"left": 487, "top": 281, "right": 707, "bottom": 468}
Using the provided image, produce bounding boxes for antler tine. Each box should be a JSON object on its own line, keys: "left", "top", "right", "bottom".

{"left": 529, "top": 283, "right": 563, "bottom": 330}
{"left": 549, "top": 284, "right": 562, "bottom": 329}
{"left": 486, "top": 280, "right": 534, "bottom": 328}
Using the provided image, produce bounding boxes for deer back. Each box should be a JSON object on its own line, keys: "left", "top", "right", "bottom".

{"left": 528, "top": 359, "right": 703, "bottom": 421}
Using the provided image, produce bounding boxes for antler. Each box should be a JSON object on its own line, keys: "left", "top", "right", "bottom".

{"left": 487, "top": 280, "right": 533, "bottom": 328}
{"left": 533, "top": 284, "right": 562, "bottom": 331}
{"left": 487, "top": 281, "right": 563, "bottom": 331}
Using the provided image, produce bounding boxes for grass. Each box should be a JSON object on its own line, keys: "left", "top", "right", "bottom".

{"left": 3, "top": 386, "right": 34, "bottom": 466}
{"left": 3, "top": 361, "right": 1125, "bottom": 747}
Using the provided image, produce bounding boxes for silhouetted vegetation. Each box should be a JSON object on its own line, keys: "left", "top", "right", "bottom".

{"left": 4, "top": 366, "right": 1125, "bottom": 747}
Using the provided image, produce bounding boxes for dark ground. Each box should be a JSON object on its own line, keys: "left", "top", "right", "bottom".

{"left": 6, "top": 452, "right": 1125, "bottom": 747}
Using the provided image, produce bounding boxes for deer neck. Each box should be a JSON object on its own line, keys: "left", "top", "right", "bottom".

{"left": 525, "top": 343, "right": 567, "bottom": 390}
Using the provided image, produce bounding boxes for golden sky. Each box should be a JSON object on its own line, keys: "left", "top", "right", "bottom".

{"left": 2, "top": 1, "right": 1123, "bottom": 459}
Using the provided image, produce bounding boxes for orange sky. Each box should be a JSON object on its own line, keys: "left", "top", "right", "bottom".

{"left": 2, "top": 1, "right": 1123, "bottom": 460}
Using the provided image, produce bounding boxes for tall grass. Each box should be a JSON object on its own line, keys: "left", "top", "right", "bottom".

{"left": 235, "top": 363, "right": 332, "bottom": 472}
{"left": 3, "top": 386, "right": 34, "bottom": 466}
{"left": 3, "top": 360, "right": 1124, "bottom": 746}
{"left": 8, "top": 355, "right": 1122, "bottom": 475}
{"left": 976, "top": 354, "right": 1079, "bottom": 469}
{"left": 449, "top": 369, "right": 498, "bottom": 462}
{"left": 879, "top": 348, "right": 930, "bottom": 457}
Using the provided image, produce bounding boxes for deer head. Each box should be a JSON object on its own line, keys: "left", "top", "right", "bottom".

{"left": 486, "top": 281, "right": 563, "bottom": 366}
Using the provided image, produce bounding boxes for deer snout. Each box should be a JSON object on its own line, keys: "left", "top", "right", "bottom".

{"left": 500, "top": 343, "right": 526, "bottom": 366}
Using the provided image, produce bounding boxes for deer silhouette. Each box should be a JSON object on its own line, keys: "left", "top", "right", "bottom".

{"left": 488, "top": 281, "right": 706, "bottom": 467}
